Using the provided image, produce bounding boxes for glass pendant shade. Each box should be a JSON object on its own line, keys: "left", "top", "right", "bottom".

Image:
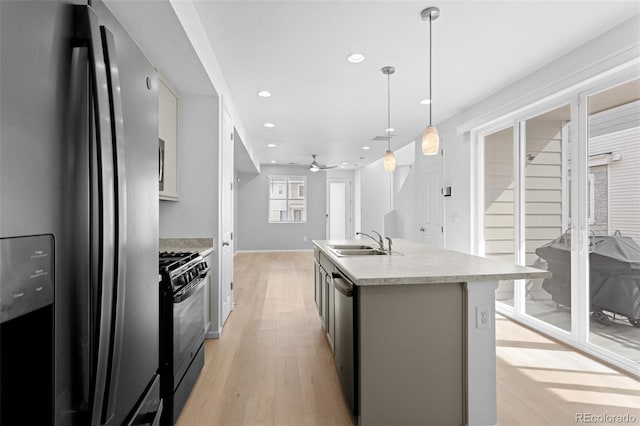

{"left": 421, "top": 125, "right": 439, "bottom": 155}
{"left": 383, "top": 149, "right": 396, "bottom": 172}
{"left": 421, "top": 7, "right": 441, "bottom": 157}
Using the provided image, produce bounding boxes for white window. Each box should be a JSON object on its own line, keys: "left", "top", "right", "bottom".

{"left": 268, "top": 176, "right": 307, "bottom": 223}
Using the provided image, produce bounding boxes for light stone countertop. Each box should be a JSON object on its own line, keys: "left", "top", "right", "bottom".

{"left": 159, "top": 238, "right": 215, "bottom": 257}
{"left": 313, "top": 238, "right": 550, "bottom": 286}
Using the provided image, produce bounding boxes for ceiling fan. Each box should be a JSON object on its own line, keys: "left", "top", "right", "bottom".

{"left": 308, "top": 154, "right": 336, "bottom": 172}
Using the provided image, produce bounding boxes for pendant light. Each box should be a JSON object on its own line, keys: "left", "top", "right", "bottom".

{"left": 382, "top": 66, "right": 396, "bottom": 172}
{"left": 421, "top": 7, "right": 440, "bottom": 155}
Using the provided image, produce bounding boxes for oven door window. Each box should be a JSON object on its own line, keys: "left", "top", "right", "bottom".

{"left": 173, "top": 282, "right": 205, "bottom": 384}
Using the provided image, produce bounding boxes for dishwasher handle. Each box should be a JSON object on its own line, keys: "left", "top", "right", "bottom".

{"left": 333, "top": 275, "right": 353, "bottom": 297}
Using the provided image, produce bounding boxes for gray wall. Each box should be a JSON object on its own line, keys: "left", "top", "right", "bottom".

{"left": 236, "top": 165, "right": 326, "bottom": 250}
{"left": 159, "top": 94, "right": 219, "bottom": 238}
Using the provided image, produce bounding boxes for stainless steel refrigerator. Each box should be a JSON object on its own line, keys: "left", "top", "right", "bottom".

{"left": 0, "top": 0, "right": 161, "bottom": 424}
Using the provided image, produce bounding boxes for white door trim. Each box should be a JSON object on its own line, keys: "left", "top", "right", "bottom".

{"left": 218, "top": 100, "right": 234, "bottom": 333}
{"left": 326, "top": 178, "right": 352, "bottom": 240}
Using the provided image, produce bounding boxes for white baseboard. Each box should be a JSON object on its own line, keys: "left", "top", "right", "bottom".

{"left": 234, "top": 249, "right": 313, "bottom": 253}
{"left": 206, "top": 328, "right": 221, "bottom": 339}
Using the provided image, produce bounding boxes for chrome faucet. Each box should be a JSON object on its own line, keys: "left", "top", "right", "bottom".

{"left": 356, "top": 230, "right": 385, "bottom": 251}
{"left": 386, "top": 236, "right": 393, "bottom": 253}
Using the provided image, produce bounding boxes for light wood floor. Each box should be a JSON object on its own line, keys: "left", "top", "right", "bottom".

{"left": 177, "top": 251, "right": 640, "bottom": 426}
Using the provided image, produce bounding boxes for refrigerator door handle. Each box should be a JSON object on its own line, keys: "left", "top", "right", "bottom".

{"left": 100, "top": 25, "right": 128, "bottom": 425}
{"left": 74, "top": 5, "right": 117, "bottom": 426}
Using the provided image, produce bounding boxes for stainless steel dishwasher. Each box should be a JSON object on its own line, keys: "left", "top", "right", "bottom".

{"left": 333, "top": 273, "right": 357, "bottom": 417}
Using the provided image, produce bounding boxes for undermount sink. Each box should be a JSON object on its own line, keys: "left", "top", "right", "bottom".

{"left": 326, "top": 243, "right": 401, "bottom": 257}
{"left": 334, "top": 249, "right": 389, "bottom": 256}
{"left": 327, "top": 244, "right": 375, "bottom": 250}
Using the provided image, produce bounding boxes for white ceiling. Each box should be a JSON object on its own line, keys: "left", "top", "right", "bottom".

{"left": 108, "top": 1, "right": 639, "bottom": 171}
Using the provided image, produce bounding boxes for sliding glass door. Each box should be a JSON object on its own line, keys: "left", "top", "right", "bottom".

{"left": 484, "top": 127, "right": 516, "bottom": 308}
{"left": 585, "top": 79, "right": 640, "bottom": 363}
{"left": 523, "top": 105, "right": 571, "bottom": 332}
{"left": 480, "top": 75, "right": 639, "bottom": 371}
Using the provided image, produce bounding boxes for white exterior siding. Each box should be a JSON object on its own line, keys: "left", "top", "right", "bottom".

{"left": 524, "top": 119, "right": 566, "bottom": 267}
{"left": 589, "top": 127, "right": 640, "bottom": 243}
{"left": 589, "top": 100, "right": 640, "bottom": 243}
{"left": 484, "top": 120, "right": 567, "bottom": 267}
{"left": 590, "top": 100, "right": 640, "bottom": 137}
{"left": 484, "top": 128, "right": 515, "bottom": 263}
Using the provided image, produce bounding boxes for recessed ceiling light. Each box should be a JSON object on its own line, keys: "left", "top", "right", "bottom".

{"left": 362, "top": 146, "right": 370, "bottom": 150}
{"left": 420, "top": 98, "right": 432, "bottom": 105}
{"left": 264, "top": 122, "right": 275, "bottom": 128}
{"left": 341, "top": 161, "right": 349, "bottom": 166}
{"left": 340, "top": 165, "right": 345, "bottom": 168}
{"left": 385, "top": 127, "right": 395, "bottom": 132}
{"left": 346, "top": 53, "right": 365, "bottom": 63}
{"left": 270, "top": 160, "right": 276, "bottom": 163}
{"left": 257, "top": 90, "right": 271, "bottom": 98}
{"left": 267, "top": 143, "right": 277, "bottom": 148}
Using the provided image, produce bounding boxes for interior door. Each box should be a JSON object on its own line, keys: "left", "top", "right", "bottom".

{"left": 420, "top": 150, "right": 444, "bottom": 247}
{"left": 220, "top": 104, "right": 234, "bottom": 326}
{"left": 327, "top": 179, "right": 351, "bottom": 240}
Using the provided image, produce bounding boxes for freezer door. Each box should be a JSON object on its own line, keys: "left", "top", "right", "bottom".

{"left": 0, "top": 1, "right": 92, "bottom": 425}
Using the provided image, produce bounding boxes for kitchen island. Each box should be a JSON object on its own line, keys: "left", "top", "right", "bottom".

{"left": 313, "top": 239, "right": 549, "bottom": 426}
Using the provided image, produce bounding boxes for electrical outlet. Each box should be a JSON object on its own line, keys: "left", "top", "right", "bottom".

{"left": 476, "top": 305, "right": 490, "bottom": 329}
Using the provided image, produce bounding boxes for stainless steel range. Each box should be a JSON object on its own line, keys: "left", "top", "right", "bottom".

{"left": 158, "top": 252, "right": 209, "bottom": 425}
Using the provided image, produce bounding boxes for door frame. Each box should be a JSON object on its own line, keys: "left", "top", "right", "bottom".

{"left": 418, "top": 149, "right": 444, "bottom": 247}
{"left": 326, "top": 178, "right": 352, "bottom": 240}
{"left": 216, "top": 100, "right": 234, "bottom": 336}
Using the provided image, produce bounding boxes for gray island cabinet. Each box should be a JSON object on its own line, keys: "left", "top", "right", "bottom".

{"left": 313, "top": 239, "right": 549, "bottom": 426}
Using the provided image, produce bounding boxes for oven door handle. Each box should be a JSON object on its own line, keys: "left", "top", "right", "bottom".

{"left": 173, "top": 277, "right": 207, "bottom": 304}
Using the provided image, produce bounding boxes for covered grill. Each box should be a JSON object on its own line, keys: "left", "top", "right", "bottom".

{"left": 535, "top": 231, "right": 640, "bottom": 327}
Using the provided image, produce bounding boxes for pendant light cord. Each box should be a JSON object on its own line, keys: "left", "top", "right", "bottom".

{"left": 429, "top": 14, "right": 432, "bottom": 127}
{"left": 387, "top": 70, "right": 391, "bottom": 151}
